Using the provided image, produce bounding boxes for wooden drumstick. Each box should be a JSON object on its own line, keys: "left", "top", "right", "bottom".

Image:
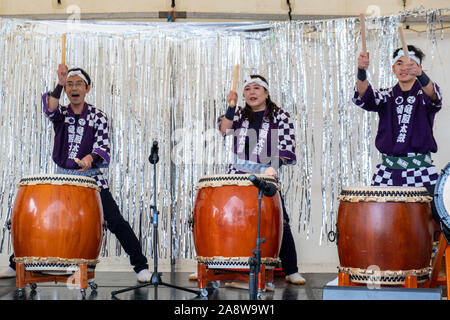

{"left": 360, "top": 13, "right": 366, "bottom": 52}
{"left": 62, "top": 34, "right": 66, "bottom": 65}
{"left": 74, "top": 157, "right": 85, "bottom": 168}
{"left": 398, "top": 24, "right": 410, "bottom": 63}
{"left": 230, "top": 65, "right": 239, "bottom": 107}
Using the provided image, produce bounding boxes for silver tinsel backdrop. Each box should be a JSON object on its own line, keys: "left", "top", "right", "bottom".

{"left": 0, "top": 9, "right": 448, "bottom": 262}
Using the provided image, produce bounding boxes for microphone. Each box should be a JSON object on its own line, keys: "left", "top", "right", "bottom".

{"left": 249, "top": 175, "right": 277, "bottom": 197}
{"left": 149, "top": 141, "right": 159, "bottom": 164}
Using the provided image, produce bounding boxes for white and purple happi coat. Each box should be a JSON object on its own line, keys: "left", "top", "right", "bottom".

{"left": 352, "top": 80, "right": 442, "bottom": 187}
{"left": 42, "top": 92, "right": 110, "bottom": 189}
{"left": 220, "top": 106, "right": 296, "bottom": 174}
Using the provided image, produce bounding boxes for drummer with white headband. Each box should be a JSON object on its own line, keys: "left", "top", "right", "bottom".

{"left": 353, "top": 44, "right": 442, "bottom": 223}
{"left": 212, "top": 74, "right": 306, "bottom": 286}
{"left": 0, "top": 63, "right": 154, "bottom": 283}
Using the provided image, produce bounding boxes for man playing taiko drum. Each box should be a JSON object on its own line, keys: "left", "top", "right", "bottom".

{"left": 1, "top": 65, "right": 151, "bottom": 282}
{"left": 354, "top": 45, "right": 442, "bottom": 222}
{"left": 326, "top": 44, "right": 443, "bottom": 287}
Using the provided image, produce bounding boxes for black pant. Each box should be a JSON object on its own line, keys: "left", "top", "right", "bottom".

{"left": 100, "top": 189, "right": 148, "bottom": 273}
{"left": 278, "top": 195, "right": 299, "bottom": 275}
{"left": 9, "top": 188, "right": 148, "bottom": 273}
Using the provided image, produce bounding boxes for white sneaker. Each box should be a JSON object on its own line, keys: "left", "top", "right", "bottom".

{"left": 326, "top": 276, "right": 339, "bottom": 286}
{"left": 285, "top": 272, "right": 306, "bottom": 285}
{"left": 188, "top": 272, "right": 198, "bottom": 281}
{"left": 136, "top": 269, "right": 151, "bottom": 283}
{"left": 0, "top": 267, "right": 16, "bottom": 279}
{"left": 265, "top": 282, "right": 275, "bottom": 292}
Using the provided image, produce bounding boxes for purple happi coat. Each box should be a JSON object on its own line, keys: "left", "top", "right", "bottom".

{"left": 352, "top": 80, "right": 442, "bottom": 187}
{"left": 220, "top": 106, "right": 296, "bottom": 174}
{"left": 42, "top": 92, "right": 110, "bottom": 189}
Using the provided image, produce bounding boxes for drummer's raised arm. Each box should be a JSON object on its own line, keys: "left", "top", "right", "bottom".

{"left": 48, "top": 64, "right": 68, "bottom": 112}
{"left": 219, "top": 90, "right": 238, "bottom": 136}
{"left": 356, "top": 52, "right": 369, "bottom": 98}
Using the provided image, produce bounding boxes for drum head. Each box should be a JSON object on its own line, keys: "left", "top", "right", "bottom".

{"left": 19, "top": 174, "right": 99, "bottom": 191}
{"left": 435, "top": 162, "right": 450, "bottom": 231}
{"left": 339, "top": 186, "right": 432, "bottom": 202}
{"left": 196, "top": 174, "right": 279, "bottom": 190}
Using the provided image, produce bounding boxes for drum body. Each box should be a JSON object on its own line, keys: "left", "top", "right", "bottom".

{"left": 11, "top": 175, "right": 103, "bottom": 271}
{"left": 337, "top": 186, "right": 434, "bottom": 285}
{"left": 435, "top": 162, "right": 450, "bottom": 240}
{"left": 193, "top": 174, "right": 283, "bottom": 268}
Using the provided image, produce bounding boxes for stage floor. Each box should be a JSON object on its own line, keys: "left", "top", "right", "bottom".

{"left": 0, "top": 271, "right": 338, "bottom": 300}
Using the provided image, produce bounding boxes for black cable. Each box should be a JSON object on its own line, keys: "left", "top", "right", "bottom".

{"left": 286, "top": 0, "right": 292, "bottom": 21}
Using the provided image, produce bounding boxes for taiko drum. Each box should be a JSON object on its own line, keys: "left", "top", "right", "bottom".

{"left": 337, "top": 186, "right": 434, "bottom": 284}
{"left": 11, "top": 175, "right": 103, "bottom": 270}
{"left": 193, "top": 174, "right": 283, "bottom": 267}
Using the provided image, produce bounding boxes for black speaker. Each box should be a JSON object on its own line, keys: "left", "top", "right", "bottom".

{"left": 322, "top": 286, "right": 442, "bottom": 300}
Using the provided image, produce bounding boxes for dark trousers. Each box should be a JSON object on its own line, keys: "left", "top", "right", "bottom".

{"left": 9, "top": 188, "right": 148, "bottom": 273}
{"left": 278, "top": 195, "right": 299, "bottom": 275}
{"left": 100, "top": 189, "right": 148, "bottom": 273}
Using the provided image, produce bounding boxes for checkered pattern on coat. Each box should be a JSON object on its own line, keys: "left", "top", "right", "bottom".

{"left": 371, "top": 163, "right": 439, "bottom": 187}
{"left": 276, "top": 109, "right": 296, "bottom": 158}
{"left": 89, "top": 105, "right": 110, "bottom": 166}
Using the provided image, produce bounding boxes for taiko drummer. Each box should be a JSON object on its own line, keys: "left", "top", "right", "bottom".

{"left": 354, "top": 45, "right": 442, "bottom": 222}
{"left": 192, "top": 75, "right": 305, "bottom": 286}
{"left": 1, "top": 65, "right": 152, "bottom": 282}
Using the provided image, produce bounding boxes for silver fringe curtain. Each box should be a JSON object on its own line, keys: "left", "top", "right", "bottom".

{"left": 0, "top": 9, "right": 447, "bottom": 262}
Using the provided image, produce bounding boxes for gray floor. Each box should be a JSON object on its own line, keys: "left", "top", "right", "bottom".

{"left": 0, "top": 271, "right": 338, "bottom": 300}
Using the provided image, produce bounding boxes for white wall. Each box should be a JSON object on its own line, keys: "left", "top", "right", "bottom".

{"left": 0, "top": 0, "right": 449, "bottom": 19}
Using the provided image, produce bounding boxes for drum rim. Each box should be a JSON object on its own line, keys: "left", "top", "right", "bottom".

{"left": 434, "top": 162, "right": 450, "bottom": 229}
{"left": 14, "top": 256, "right": 100, "bottom": 269}
{"left": 340, "top": 186, "right": 429, "bottom": 192}
{"left": 196, "top": 173, "right": 279, "bottom": 189}
{"left": 338, "top": 186, "right": 432, "bottom": 203}
{"left": 18, "top": 174, "right": 100, "bottom": 191}
{"left": 338, "top": 266, "right": 431, "bottom": 285}
{"left": 196, "top": 255, "right": 280, "bottom": 267}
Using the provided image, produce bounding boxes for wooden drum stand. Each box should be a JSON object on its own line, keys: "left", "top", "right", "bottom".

{"left": 15, "top": 258, "right": 98, "bottom": 299}
{"left": 429, "top": 233, "right": 450, "bottom": 299}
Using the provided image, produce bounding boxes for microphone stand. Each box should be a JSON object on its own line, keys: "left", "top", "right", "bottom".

{"left": 248, "top": 186, "right": 264, "bottom": 300}
{"left": 111, "top": 142, "right": 200, "bottom": 299}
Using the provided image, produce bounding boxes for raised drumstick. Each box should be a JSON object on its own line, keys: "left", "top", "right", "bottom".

{"left": 62, "top": 34, "right": 66, "bottom": 65}
{"left": 398, "top": 24, "right": 410, "bottom": 63}
{"left": 230, "top": 65, "right": 239, "bottom": 107}
{"left": 360, "top": 13, "right": 366, "bottom": 52}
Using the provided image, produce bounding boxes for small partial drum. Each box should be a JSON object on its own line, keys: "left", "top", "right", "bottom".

{"left": 435, "top": 162, "right": 450, "bottom": 240}
{"left": 192, "top": 174, "right": 283, "bottom": 268}
{"left": 337, "top": 186, "right": 434, "bottom": 285}
{"left": 11, "top": 174, "right": 103, "bottom": 272}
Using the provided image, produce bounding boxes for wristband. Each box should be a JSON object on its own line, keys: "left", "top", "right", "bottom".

{"left": 357, "top": 68, "right": 367, "bottom": 81}
{"left": 225, "top": 106, "right": 236, "bottom": 121}
{"left": 50, "top": 84, "right": 64, "bottom": 99}
{"left": 90, "top": 153, "right": 101, "bottom": 164}
{"left": 417, "top": 71, "right": 430, "bottom": 87}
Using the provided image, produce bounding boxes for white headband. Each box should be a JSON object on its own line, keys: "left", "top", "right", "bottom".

{"left": 243, "top": 76, "right": 269, "bottom": 92}
{"left": 393, "top": 50, "right": 421, "bottom": 65}
{"left": 67, "top": 70, "right": 89, "bottom": 86}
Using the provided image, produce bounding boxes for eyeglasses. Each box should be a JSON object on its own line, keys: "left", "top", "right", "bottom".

{"left": 66, "top": 81, "right": 85, "bottom": 88}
